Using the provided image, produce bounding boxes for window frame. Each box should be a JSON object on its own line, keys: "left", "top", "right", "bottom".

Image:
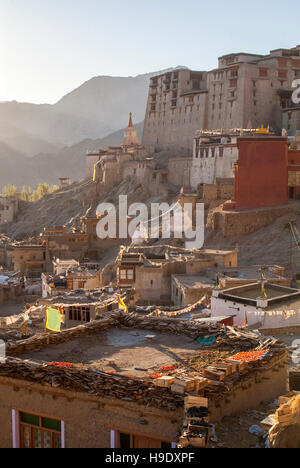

{"left": 12, "top": 409, "right": 65, "bottom": 449}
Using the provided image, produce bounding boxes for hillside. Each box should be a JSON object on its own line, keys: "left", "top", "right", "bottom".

{"left": 4, "top": 175, "right": 300, "bottom": 273}
{"left": 205, "top": 202, "right": 300, "bottom": 272}
{"left": 0, "top": 67, "right": 179, "bottom": 150}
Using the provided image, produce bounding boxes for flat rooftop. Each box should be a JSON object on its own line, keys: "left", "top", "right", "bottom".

{"left": 218, "top": 283, "right": 300, "bottom": 308}
{"left": 228, "top": 284, "right": 288, "bottom": 300}
{"left": 173, "top": 275, "right": 215, "bottom": 290}
{"left": 208, "top": 266, "right": 285, "bottom": 281}
{"left": 18, "top": 328, "right": 205, "bottom": 378}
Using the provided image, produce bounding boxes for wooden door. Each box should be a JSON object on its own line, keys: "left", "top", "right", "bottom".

{"left": 132, "top": 435, "right": 162, "bottom": 449}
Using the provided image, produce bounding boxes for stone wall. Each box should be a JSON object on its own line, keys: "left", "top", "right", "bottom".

{"left": 191, "top": 144, "right": 238, "bottom": 190}
{"left": 208, "top": 205, "right": 291, "bottom": 237}
{"left": 167, "top": 158, "right": 193, "bottom": 189}
{"left": 0, "top": 283, "right": 23, "bottom": 305}
{"left": 0, "top": 373, "right": 183, "bottom": 448}
{"left": 0, "top": 311, "right": 289, "bottom": 447}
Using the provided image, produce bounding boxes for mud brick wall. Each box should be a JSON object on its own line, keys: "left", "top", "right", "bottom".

{"left": 208, "top": 351, "right": 288, "bottom": 422}
{"left": 208, "top": 206, "right": 291, "bottom": 237}
{"left": 5, "top": 313, "right": 122, "bottom": 356}
{"left": 0, "top": 373, "right": 184, "bottom": 448}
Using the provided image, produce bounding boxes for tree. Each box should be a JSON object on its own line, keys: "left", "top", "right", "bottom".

{"left": 21, "top": 186, "right": 30, "bottom": 201}
{"left": 1, "top": 184, "right": 18, "bottom": 197}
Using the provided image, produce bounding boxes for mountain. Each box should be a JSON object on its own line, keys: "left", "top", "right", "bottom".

{"left": 0, "top": 67, "right": 179, "bottom": 148}
{"left": 0, "top": 122, "right": 144, "bottom": 189}
{"left": 0, "top": 67, "right": 185, "bottom": 187}
{"left": 0, "top": 121, "right": 60, "bottom": 157}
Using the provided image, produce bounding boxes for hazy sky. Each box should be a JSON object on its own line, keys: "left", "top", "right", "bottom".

{"left": 1, "top": 0, "right": 300, "bottom": 104}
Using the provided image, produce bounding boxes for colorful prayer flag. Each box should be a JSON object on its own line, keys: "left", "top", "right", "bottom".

{"left": 243, "top": 312, "right": 248, "bottom": 328}
{"left": 262, "top": 283, "right": 268, "bottom": 299}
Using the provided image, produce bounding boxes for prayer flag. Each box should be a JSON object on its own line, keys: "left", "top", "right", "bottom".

{"left": 243, "top": 312, "right": 248, "bottom": 328}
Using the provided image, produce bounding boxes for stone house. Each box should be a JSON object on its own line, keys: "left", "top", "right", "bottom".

{"left": 12, "top": 245, "right": 46, "bottom": 276}
{"left": 117, "top": 245, "right": 238, "bottom": 305}
{"left": 211, "top": 282, "right": 300, "bottom": 332}
{"left": 0, "top": 196, "right": 19, "bottom": 225}
{"left": 41, "top": 227, "right": 89, "bottom": 271}
{"left": 0, "top": 312, "right": 288, "bottom": 448}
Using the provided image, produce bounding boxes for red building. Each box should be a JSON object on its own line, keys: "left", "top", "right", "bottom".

{"left": 234, "top": 136, "right": 289, "bottom": 210}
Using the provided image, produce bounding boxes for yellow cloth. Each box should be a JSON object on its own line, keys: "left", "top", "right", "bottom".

{"left": 118, "top": 297, "right": 128, "bottom": 313}
{"left": 46, "top": 307, "right": 64, "bottom": 333}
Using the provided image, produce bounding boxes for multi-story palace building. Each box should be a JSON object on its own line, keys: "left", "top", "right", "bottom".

{"left": 142, "top": 45, "right": 300, "bottom": 151}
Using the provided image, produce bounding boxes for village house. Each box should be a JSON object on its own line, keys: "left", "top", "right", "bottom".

{"left": 12, "top": 244, "right": 46, "bottom": 277}
{"left": 0, "top": 235, "right": 13, "bottom": 269}
{"left": 0, "top": 273, "right": 23, "bottom": 306}
{"left": 41, "top": 226, "right": 89, "bottom": 271}
{"left": 171, "top": 264, "right": 289, "bottom": 308}
{"left": 42, "top": 260, "right": 102, "bottom": 298}
{"left": 0, "top": 311, "right": 289, "bottom": 448}
{"left": 211, "top": 282, "right": 300, "bottom": 333}
{"left": 38, "top": 287, "right": 131, "bottom": 329}
{"left": 0, "top": 196, "right": 19, "bottom": 225}
{"left": 117, "top": 245, "right": 238, "bottom": 305}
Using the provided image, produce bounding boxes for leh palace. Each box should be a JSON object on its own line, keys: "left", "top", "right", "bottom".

{"left": 0, "top": 45, "right": 300, "bottom": 450}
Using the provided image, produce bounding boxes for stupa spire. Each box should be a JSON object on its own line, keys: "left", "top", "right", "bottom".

{"left": 128, "top": 112, "right": 133, "bottom": 128}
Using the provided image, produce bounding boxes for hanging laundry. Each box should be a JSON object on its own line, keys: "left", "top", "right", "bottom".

{"left": 46, "top": 307, "right": 64, "bottom": 333}
{"left": 118, "top": 297, "right": 128, "bottom": 313}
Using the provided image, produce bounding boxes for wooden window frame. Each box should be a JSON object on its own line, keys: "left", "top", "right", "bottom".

{"left": 12, "top": 409, "right": 65, "bottom": 449}
{"left": 118, "top": 267, "right": 135, "bottom": 283}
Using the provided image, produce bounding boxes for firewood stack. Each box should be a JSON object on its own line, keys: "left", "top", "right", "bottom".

{"left": 178, "top": 396, "right": 212, "bottom": 449}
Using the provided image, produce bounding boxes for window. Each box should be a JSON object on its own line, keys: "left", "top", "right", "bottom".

{"left": 278, "top": 69, "right": 287, "bottom": 79}
{"left": 119, "top": 268, "right": 134, "bottom": 282}
{"left": 19, "top": 411, "right": 62, "bottom": 449}
{"left": 278, "top": 58, "right": 288, "bottom": 68}
{"left": 259, "top": 68, "right": 268, "bottom": 77}
{"left": 69, "top": 306, "right": 90, "bottom": 322}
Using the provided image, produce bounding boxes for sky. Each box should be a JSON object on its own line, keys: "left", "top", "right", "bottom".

{"left": 0, "top": 0, "right": 300, "bottom": 104}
